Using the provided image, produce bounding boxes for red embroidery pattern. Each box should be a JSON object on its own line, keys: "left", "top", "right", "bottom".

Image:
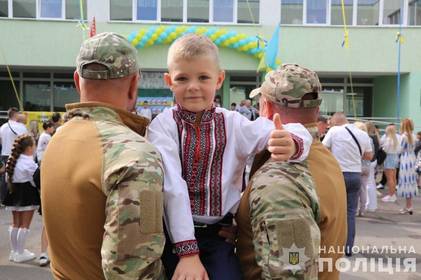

{"left": 290, "top": 133, "right": 304, "bottom": 160}
{"left": 174, "top": 239, "right": 199, "bottom": 256}
{"left": 173, "top": 108, "right": 226, "bottom": 216}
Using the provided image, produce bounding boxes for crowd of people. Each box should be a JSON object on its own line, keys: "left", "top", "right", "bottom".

{"left": 0, "top": 32, "right": 420, "bottom": 280}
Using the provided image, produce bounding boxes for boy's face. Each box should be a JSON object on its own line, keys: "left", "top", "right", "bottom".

{"left": 165, "top": 55, "right": 225, "bottom": 112}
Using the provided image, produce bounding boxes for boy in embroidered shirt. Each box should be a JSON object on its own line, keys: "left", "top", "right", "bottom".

{"left": 147, "top": 34, "right": 312, "bottom": 280}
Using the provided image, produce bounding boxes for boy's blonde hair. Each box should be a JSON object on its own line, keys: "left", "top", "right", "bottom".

{"left": 167, "top": 34, "right": 220, "bottom": 69}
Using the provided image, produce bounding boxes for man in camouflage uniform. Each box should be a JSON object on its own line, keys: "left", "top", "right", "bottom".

{"left": 236, "top": 64, "right": 347, "bottom": 280}
{"left": 41, "top": 32, "right": 165, "bottom": 280}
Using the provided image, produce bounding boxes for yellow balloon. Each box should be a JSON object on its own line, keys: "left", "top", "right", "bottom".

{"left": 197, "top": 27, "right": 207, "bottom": 34}
{"left": 210, "top": 34, "right": 217, "bottom": 41}
{"left": 152, "top": 34, "right": 158, "bottom": 40}
{"left": 132, "top": 38, "right": 140, "bottom": 45}
{"left": 249, "top": 41, "right": 258, "bottom": 49}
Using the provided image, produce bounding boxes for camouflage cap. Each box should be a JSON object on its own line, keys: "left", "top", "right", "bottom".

{"left": 250, "top": 64, "right": 322, "bottom": 108}
{"left": 76, "top": 32, "right": 140, "bottom": 80}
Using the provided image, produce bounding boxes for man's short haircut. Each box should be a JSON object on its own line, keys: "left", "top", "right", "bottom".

{"left": 167, "top": 34, "right": 220, "bottom": 69}
{"left": 7, "top": 107, "right": 19, "bottom": 119}
{"left": 51, "top": 112, "right": 61, "bottom": 123}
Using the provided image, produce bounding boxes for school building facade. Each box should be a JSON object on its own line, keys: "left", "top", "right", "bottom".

{"left": 0, "top": 0, "right": 420, "bottom": 127}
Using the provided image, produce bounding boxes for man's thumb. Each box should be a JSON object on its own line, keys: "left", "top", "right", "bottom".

{"left": 273, "top": 113, "right": 283, "bottom": 129}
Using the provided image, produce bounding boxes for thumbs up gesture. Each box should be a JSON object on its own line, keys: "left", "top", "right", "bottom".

{"left": 268, "top": 113, "right": 296, "bottom": 161}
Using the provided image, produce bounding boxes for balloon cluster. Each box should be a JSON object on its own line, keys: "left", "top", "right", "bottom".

{"left": 127, "top": 25, "right": 269, "bottom": 61}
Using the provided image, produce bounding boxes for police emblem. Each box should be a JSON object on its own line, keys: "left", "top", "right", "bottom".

{"left": 280, "top": 243, "right": 310, "bottom": 275}
{"left": 289, "top": 252, "right": 299, "bottom": 265}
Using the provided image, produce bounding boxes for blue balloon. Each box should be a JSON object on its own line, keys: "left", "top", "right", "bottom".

{"left": 187, "top": 26, "right": 197, "bottom": 33}
{"left": 214, "top": 39, "right": 222, "bottom": 45}
{"left": 233, "top": 43, "right": 239, "bottom": 48}
{"left": 127, "top": 33, "right": 136, "bottom": 42}
{"left": 238, "top": 40, "right": 247, "bottom": 47}
{"left": 227, "top": 31, "right": 236, "bottom": 37}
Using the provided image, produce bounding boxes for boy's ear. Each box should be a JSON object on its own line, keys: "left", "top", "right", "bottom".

{"left": 216, "top": 70, "right": 225, "bottom": 90}
{"left": 164, "top": 73, "right": 173, "bottom": 88}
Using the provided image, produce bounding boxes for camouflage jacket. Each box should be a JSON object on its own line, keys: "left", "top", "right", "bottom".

{"left": 237, "top": 154, "right": 321, "bottom": 280}
{"left": 41, "top": 102, "right": 165, "bottom": 280}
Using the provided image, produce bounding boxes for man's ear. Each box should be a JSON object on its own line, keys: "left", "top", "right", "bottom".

{"left": 216, "top": 70, "right": 226, "bottom": 90}
{"left": 259, "top": 97, "right": 274, "bottom": 120}
{"left": 164, "top": 73, "right": 173, "bottom": 89}
{"left": 128, "top": 73, "right": 139, "bottom": 102}
{"left": 74, "top": 71, "right": 81, "bottom": 95}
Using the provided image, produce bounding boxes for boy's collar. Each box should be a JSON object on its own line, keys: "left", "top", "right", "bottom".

{"left": 176, "top": 104, "right": 216, "bottom": 124}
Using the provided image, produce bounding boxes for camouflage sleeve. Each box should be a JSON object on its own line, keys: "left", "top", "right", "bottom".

{"left": 249, "top": 161, "right": 321, "bottom": 280}
{"left": 101, "top": 150, "right": 165, "bottom": 280}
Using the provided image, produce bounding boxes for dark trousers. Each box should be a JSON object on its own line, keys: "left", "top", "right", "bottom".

{"left": 343, "top": 172, "right": 362, "bottom": 256}
{"left": 162, "top": 223, "right": 242, "bottom": 280}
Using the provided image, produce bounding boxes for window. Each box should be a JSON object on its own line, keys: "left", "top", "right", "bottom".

{"left": 13, "top": 0, "right": 36, "bottom": 18}
{"left": 409, "top": 0, "right": 421, "bottom": 25}
{"left": 137, "top": 0, "right": 157, "bottom": 21}
{"left": 66, "top": 0, "right": 87, "bottom": 20}
{"left": 281, "top": 0, "right": 303, "bottom": 24}
{"left": 38, "top": 0, "right": 62, "bottom": 18}
{"left": 383, "top": 0, "right": 402, "bottom": 24}
{"left": 237, "top": 0, "right": 260, "bottom": 24}
{"left": 357, "top": 0, "right": 379, "bottom": 25}
{"left": 110, "top": 0, "right": 132, "bottom": 21}
{"left": 0, "top": 80, "right": 20, "bottom": 110}
{"left": 237, "top": 0, "right": 259, "bottom": 24}
{"left": 161, "top": 0, "right": 182, "bottom": 22}
{"left": 188, "top": 0, "right": 209, "bottom": 22}
{"left": 331, "top": 0, "right": 353, "bottom": 25}
{"left": 23, "top": 82, "right": 51, "bottom": 111}
{"left": 40, "top": 0, "right": 62, "bottom": 18}
{"left": 0, "top": 0, "right": 8, "bottom": 17}
{"left": 345, "top": 87, "right": 372, "bottom": 117}
{"left": 307, "top": 0, "right": 328, "bottom": 24}
{"left": 319, "top": 88, "right": 344, "bottom": 116}
{"left": 213, "top": 0, "right": 234, "bottom": 22}
{"left": 53, "top": 82, "right": 78, "bottom": 111}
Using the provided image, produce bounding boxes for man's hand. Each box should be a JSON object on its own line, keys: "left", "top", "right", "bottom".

{"left": 268, "top": 113, "right": 296, "bottom": 161}
{"left": 173, "top": 254, "right": 209, "bottom": 280}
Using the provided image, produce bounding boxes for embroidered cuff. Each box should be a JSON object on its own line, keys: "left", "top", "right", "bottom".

{"left": 290, "top": 133, "right": 304, "bottom": 161}
{"left": 174, "top": 239, "right": 199, "bottom": 257}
